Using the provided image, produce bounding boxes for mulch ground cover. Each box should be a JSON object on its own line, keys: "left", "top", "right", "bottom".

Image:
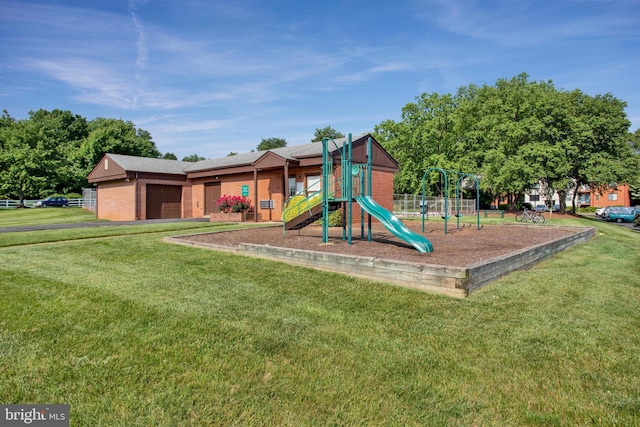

{"left": 180, "top": 214, "right": 583, "bottom": 267}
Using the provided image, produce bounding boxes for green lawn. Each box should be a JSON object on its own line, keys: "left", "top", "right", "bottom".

{"left": 0, "top": 207, "right": 101, "bottom": 227}
{"left": 1, "top": 210, "right": 639, "bottom": 425}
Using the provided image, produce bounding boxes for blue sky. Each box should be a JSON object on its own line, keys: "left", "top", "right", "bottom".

{"left": 1, "top": 0, "right": 638, "bottom": 159}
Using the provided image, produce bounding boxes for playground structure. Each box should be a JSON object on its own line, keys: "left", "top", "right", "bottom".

{"left": 421, "top": 168, "right": 481, "bottom": 235}
{"left": 173, "top": 142, "right": 597, "bottom": 296}
{"left": 282, "top": 134, "right": 434, "bottom": 253}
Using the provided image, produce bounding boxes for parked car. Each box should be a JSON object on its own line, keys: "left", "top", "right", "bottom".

{"left": 535, "top": 204, "right": 547, "bottom": 212}
{"left": 34, "top": 196, "right": 69, "bottom": 208}
{"left": 596, "top": 206, "right": 620, "bottom": 217}
{"left": 603, "top": 207, "right": 636, "bottom": 223}
{"left": 552, "top": 204, "right": 560, "bottom": 212}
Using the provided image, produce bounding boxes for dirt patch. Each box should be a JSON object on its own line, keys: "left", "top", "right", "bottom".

{"left": 180, "top": 218, "right": 582, "bottom": 267}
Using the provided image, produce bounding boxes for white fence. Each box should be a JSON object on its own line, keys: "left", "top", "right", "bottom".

{"left": 0, "top": 188, "right": 97, "bottom": 212}
{"left": 393, "top": 194, "right": 478, "bottom": 217}
{"left": 0, "top": 198, "right": 84, "bottom": 209}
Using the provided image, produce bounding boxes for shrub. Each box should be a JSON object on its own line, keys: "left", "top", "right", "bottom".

{"left": 327, "top": 210, "right": 342, "bottom": 227}
{"left": 216, "top": 195, "right": 252, "bottom": 213}
{"left": 282, "top": 195, "right": 321, "bottom": 222}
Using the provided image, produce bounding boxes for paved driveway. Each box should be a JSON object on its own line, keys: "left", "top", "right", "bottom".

{"left": 594, "top": 215, "right": 638, "bottom": 231}
{"left": 0, "top": 218, "right": 209, "bottom": 233}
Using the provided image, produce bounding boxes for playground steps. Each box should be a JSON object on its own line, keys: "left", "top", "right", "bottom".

{"left": 285, "top": 201, "right": 342, "bottom": 231}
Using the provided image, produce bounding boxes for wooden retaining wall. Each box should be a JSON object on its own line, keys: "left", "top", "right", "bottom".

{"left": 165, "top": 226, "right": 595, "bottom": 298}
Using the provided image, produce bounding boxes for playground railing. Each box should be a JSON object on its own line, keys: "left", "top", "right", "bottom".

{"left": 282, "top": 175, "right": 340, "bottom": 222}
{"left": 392, "top": 194, "right": 477, "bottom": 217}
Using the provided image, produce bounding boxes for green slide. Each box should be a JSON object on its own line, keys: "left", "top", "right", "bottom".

{"left": 355, "top": 196, "right": 433, "bottom": 253}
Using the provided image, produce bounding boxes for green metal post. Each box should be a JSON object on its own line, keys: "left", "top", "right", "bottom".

{"left": 346, "top": 133, "right": 352, "bottom": 245}
{"left": 455, "top": 173, "right": 481, "bottom": 230}
{"left": 367, "top": 137, "right": 372, "bottom": 241}
{"left": 321, "top": 137, "right": 329, "bottom": 243}
{"left": 443, "top": 171, "right": 449, "bottom": 234}
{"left": 456, "top": 176, "right": 461, "bottom": 230}
{"left": 422, "top": 167, "right": 448, "bottom": 234}
{"left": 341, "top": 142, "right": 347, "bottom": 242}
{"left": 360, "top": 171, "right": 365, "bottom": 238}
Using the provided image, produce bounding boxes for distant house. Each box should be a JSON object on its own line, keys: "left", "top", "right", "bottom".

{"left": 87, "top": 133, "right": 398, "bottom": 222}
{"left": 580, "top": 184, "right": 632, "bottom": 208}
{"left": 519, "top": 183, "right": 632, "bottom": 210}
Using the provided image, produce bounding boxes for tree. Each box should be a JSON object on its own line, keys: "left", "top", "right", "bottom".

{"left": 561, "top": 91, "right": 634, "bottom": 212}
{"left": 312, "top": 126, "right": 344, "bottom": 142}
{"left": 627, "top": 129, "right": 640, "bottom": 205}
{"left": 75, "top": 117, "right": 160, "bottom": 188}
{"left": 182, "top": 154, "right": 206, "bottom": 162}
{"left": 26, "top": 109, "right": 89, "bottom": 195}
{"left": 256, "top": 137, "right": 287, "bottom": 151}
{"left": 374, "top": 92, "right": 463, "bottom": 195}
{"left": 162, "top": 152, "right": 178, "bottom": 160}
{"left": 0, "top": 113, "right": 61, "bottom": 205}
{"left": 227, "top": 152, "right": 238, "bottom": 156}
{"left": 0, "top": 109, "right": 163, "bottom": 199}
{"left": 374, "top": 73, "right": 638, "bottom": 212}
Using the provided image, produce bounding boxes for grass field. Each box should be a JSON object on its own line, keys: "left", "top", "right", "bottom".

{"left": 0, "top": 210, "right": 639, "bottom": 425}
{"left": 0, "top": 207, "right": 101, "bottom": 227}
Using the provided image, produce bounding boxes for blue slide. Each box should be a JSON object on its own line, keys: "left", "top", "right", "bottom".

{"left": 355, "top": 196, "right": 433, "bottom": 253}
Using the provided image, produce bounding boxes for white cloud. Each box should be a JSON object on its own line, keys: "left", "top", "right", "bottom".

{"left": 25, "top": 59, "right": 137, "bottom": 109}
{"left": 413, "top": 0, "right": 638, "bottom": 47}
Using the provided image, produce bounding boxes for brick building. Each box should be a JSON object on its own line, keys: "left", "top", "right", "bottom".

{"left": 87, "top": 133, "right": 398, "bottom": 222}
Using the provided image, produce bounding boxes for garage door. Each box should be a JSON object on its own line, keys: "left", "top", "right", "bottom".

{"left": 146, "top": 185, "right": 182, "bottom": 219}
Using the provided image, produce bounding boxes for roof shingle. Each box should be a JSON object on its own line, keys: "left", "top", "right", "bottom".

{"left": 106, "top": 133, "right": 370, "bottom": 174}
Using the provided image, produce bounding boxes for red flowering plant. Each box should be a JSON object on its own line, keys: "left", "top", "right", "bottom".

{"left": 216, "top": 195, "right": 252, "bottom": 213}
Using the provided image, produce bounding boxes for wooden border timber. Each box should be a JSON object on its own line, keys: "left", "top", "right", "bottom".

{"left": 165, "top": 226, "right": 595, "bottom": 298}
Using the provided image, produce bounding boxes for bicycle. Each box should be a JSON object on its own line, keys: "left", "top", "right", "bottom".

{"left": 515, "top": 207, "right": 546, "bottom": 224}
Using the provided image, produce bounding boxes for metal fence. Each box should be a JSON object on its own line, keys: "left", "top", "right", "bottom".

{"left": 393, "top": 194, "right": 478, "bottom": 217}
{"left": 82, "top": 188, "right": 97, "bottom": 212}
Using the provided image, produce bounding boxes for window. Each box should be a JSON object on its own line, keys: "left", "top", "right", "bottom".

{"left": 288, "top": 176, "right": 304, "bottom": 196}
{"left": 608, "top": 193, "right": 618, "bottom": 201}
{"left": 306, "top": 175, "right": 321, "bottom": 195}
{"left": 288, "top": 177, "right": 297, "bottom": 197}
{"left": 529, "top": 195, "right": 540, "bottom": 202}
{"left": 578, "top": 194, "right": 591, "bottom": 204}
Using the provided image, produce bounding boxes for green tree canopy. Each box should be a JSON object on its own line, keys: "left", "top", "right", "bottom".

{"left": 182, "top": 154, "right": 206, "bottom": 162}
{"left": 0, "top": 110, "right": 160, "bottom": 199}
{"left": 0, "top": 111, "right": 67, "bottom": 205}
{"left": 374, "top": 73, "right": 636, "bottom": 212}
{"left": 257, "top": 137, "right": 287, "bottom": 151}
{"left": 312, "top": 126, "right": 344, "bottom": 142}
{"left": 627, "top": 129, "right": 640, "bottom": 204}
{"left": 74, "top": 117, "right": 160, "bottom": 188}
{"left": 162, "top": 152, "right": 178, "bottom": 160}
